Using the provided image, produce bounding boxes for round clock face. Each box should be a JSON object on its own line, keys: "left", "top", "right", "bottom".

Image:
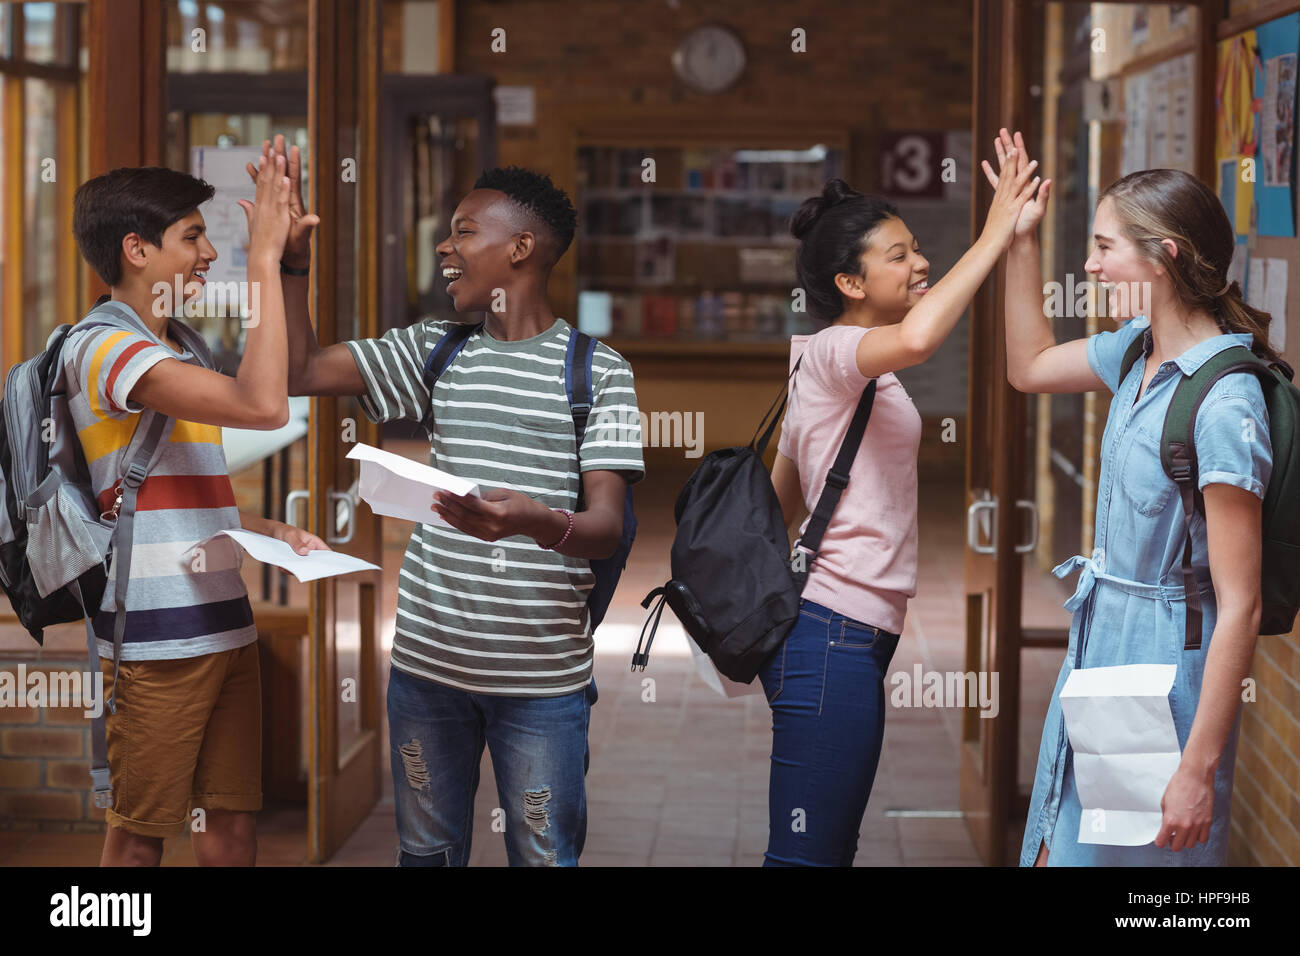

{"left": 672, "top": 25, "right": 746, "bottom": 94}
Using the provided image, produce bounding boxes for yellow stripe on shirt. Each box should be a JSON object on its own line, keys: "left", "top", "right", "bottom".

{"left": 169, "top": 420, "right": 222, "bottom": 445}
{"left": 86, "top": 331, "right": 133, "bottom": 419}
{"left": 77, "top": 415, "right": 140, "bottom": 465}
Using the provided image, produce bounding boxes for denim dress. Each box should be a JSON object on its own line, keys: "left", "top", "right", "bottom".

{"left": 1020, "top": 317, "right": 1272, "bottom": 866}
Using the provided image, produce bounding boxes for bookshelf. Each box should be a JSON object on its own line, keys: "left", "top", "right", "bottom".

{"left": 574, "top": 141, "right": 848, "bottom": 346}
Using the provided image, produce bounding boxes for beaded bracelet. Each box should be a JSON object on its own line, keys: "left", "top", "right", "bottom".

{"left": 541, "top": 508, "right": 574, "bottom": 550}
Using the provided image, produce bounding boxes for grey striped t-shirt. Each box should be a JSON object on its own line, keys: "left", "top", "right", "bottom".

{"left": 345, "top": 317, "right": 644, "bottom": 696}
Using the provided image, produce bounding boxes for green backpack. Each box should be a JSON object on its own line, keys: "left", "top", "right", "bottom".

{"left": 1120, "top": 338, "right": 1300, "bottom": 651}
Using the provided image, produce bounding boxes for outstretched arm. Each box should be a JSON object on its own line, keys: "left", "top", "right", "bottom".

{"left": 130, "top": 150, "right": 292, "bottom": 429}
{"left": 985, "top": 128, "right": 1105, "bottom": 394}
{"left": 854, "top": 134, "right": 1041, "bottom": 379}
{"left": 246, "top": 136, "right": 368, "bottom": 398}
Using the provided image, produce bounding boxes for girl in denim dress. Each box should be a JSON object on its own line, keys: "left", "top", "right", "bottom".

{"left": 986, "top": 129, "right": 1281, "bottom": 866}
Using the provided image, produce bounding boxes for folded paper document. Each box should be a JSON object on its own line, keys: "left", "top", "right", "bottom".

{"left": 347, "top": 443, "right": 480, "bottom": 527}
{"left": 194, "top": 529, "right": 380, "bottom": 583}
{"left": 1059, "top": 663, "right": 1180, "bottom": 847}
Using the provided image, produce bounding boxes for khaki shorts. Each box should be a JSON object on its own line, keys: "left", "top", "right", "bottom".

{"left": 99, "top": 642, "right": 262, "bottom": 839}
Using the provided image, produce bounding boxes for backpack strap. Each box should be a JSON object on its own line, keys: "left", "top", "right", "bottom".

{"left": 751, "top": 355, "right": 803, "bottom": 456}
{"left": 66, "top": 578, "right": 111, "bottom": 806}
{"left": 1119, "top": 334, "right": 1146, "bottom": 389}
{"left": 65, "top": 302, "right": 178, "bottom": 806}
{"left": 792, "top": 378, "right": 877, "bottom": 584}
{"left": 1161, "top": 345, "right": 1270, "bottom": 652}
{"left": 420, "top": 320, "right": 483, "bottom": 436}
{"left": 566, "top": 329, "right": 598, "bottom": 511}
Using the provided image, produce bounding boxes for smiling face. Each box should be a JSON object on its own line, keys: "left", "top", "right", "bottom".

{"left": 1084, "top": 197, "right": 1161, "bottom": 320}
{"left": 837, "top": 216, "right": 929, "bottom": 318}
{"left": 133, "top": 209, "right": 216, "bottom": 306}
{"left": 435, "top": 189, "right": 543, "bottom": 312}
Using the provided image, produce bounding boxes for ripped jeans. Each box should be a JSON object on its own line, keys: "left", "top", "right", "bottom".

{"left": 386, "top": 664, "right": 596, "bottom": 867}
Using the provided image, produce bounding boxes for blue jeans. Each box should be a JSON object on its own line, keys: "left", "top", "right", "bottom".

{"left": 757, "top": 598, "right": 901, "bottom": 866}
{"left": 386, "top": 664, "right": 597, "bottom": 867}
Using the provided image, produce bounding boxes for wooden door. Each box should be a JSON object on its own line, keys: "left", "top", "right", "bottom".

{"left": 305, "top": 0, "right": 384, "bottom": 863}
{"left": 959, "top": 0, "right": 1031, "bottom": 866}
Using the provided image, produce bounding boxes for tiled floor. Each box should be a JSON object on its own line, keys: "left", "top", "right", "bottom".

{"left": 1, "top": 448, "right": 1075, "bottom": 866}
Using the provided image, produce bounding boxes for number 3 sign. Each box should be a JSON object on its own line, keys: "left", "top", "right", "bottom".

{"left": 880, "top": 131, "right": 946, "bottom": 198}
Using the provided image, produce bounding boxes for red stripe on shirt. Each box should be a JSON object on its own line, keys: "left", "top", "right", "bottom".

{"left": 103, "top": 341, "right": 155, "bottom": 412}
{"left": 96, "top": 474, "right": 237, "bottom": 515}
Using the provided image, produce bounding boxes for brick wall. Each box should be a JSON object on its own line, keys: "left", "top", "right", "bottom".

{"left": 1230, "top": 633, "right": 1300, "bottom": 865}
{"left": 0, "top": 658, "right": 108, "bottom": 833}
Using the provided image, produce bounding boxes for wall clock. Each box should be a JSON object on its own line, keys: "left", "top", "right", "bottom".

{"left": 672, "top": 24, "right": 746, "bottom": 94}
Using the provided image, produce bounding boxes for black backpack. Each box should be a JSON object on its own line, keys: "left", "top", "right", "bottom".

{"left": 633, "top": 356, "right": 876, "bottom": 683}
{"left": 420, "top": 319, "right": 637, "bottom": 632}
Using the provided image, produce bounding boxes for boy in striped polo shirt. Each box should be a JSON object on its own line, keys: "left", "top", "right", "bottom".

{"left": 276, "top": 149, "right": 644, "bottom": 866}
{"left": 69, "top": 158, "right": 327, "bottom": 866}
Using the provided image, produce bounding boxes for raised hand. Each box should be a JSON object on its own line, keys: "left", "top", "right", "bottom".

{"left": 981, "top": 128, "right": 1052, "bottom": 240}
{"left": 245, "top": 135, "right": 319, "bottom": 268}
{"left": 236, "top": 150, "right": 292, "bottom": 267}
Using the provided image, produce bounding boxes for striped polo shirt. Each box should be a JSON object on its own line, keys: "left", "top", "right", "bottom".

{"left": 346, "top": 317, "right": 644, "bottom": 696}
{"left": 63, "top": 304, "right": 256, "bottom": 660}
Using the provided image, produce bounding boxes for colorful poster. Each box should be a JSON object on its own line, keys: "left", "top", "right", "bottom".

{"left": 1251, "top": 14, "right": 1298, "bottom": 236}
{"left": 1263, "top": 54, "right": 1297, "bottom": 186}
{"left": 1217, "top": 32, "right": 1260, "bottom": 234}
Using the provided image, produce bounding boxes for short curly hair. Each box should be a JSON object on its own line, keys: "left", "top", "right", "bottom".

{"left": 473, "top": 165, "right": 577, "bottom": 268}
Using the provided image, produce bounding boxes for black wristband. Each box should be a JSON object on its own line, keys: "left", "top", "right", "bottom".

{"left": 280, "top": 261, "right": 310, "bottom": 276}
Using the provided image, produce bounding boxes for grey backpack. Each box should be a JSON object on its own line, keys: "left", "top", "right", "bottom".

{"left": 0, "top": 298, "right": 204, "bottom": 807}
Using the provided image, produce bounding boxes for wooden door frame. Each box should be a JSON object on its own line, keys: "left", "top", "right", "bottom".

{"left": 307, "top": 0, "right": 384, "bottom": 864}
{"left": 961, "top": 0, "right": 1030, "bottom": 868}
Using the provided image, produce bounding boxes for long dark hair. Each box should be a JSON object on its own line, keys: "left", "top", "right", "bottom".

{"left": 1100, "top": 168, "right": 1287, "bottom": 369}
{"left": 790, "top": 178, "right": 899, "bottom": 324}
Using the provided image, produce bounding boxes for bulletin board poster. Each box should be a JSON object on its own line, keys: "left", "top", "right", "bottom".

{"left": 1215, "top": 14, "right": 1300, "bottom": 238}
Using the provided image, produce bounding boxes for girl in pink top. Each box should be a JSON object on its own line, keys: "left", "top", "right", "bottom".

{"left": 760, "top": 153, "right": 1039, "bottom": 866}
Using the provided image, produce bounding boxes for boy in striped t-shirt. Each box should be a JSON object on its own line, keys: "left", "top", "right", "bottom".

{"left": 272, "top": 145, "right": 644, "bottom": 866}
{"left": 69, "top": 158, "right": 327, "bottom": 866}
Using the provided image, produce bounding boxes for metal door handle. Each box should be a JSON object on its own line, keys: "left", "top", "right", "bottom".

{"left": 967, "top": 495, "right": 996, "bottom": 555}
{"left": 1015, "top": 499, "right": 1039, "bottom": 555}
{"left": 285, "top": 489, "right": 309, "bottom": 527}
{"left": 327, "top": 488, "right": 356, "bottom": 545}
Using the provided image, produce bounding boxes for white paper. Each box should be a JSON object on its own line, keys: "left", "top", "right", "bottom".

{"left": 1169, "top": 55, "right": 1194, "bottom": 171}
{"left": 346, "top": 442, "right": 479, "bottom": 527}
{"left": 1059, "top": 664, "right": 1179, "bottom": 846}
{"left": 685, "top": 634, "right": 763, "bottom": 698}
{"left": 1147, "top": 62, "right": 1170, "bottom": 167}
{"left": 1263, "top": 258, "right": 1288, "bottom": 352}
{"left": 1122, "top": 73, "right": 1149, "bottom": 176}
{"left": 494, "top": 85, "right": 536, "bottom": 126}
{"left": 195, "top": 529, "right": 379, "bottom": 583}
{"left": 1247, "top": 257, "right": 1267, "bottom": 310}
{"left": 1228, "top": 242, "right": 1249, "bottom": 293}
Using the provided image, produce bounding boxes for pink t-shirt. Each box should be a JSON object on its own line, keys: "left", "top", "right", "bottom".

{"left": 777, "top": 324, "right": 921, "bottom": 634}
